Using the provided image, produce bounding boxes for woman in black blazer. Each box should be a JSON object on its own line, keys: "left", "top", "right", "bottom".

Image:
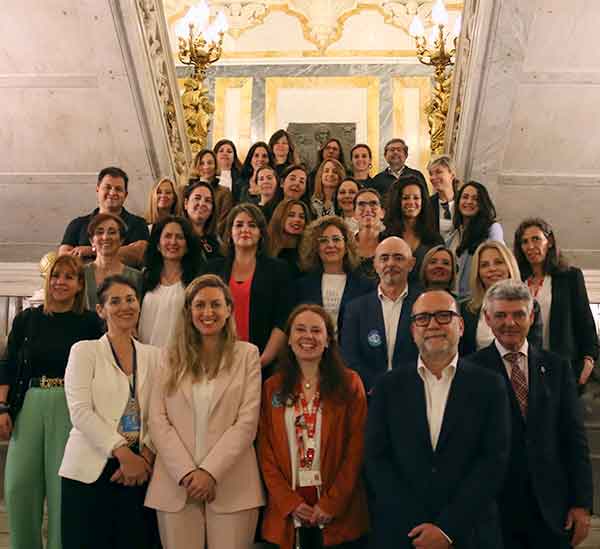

{"left": 514, "top": 217, "right": 599, "bottom": 384}
{"left": 201, "top": 203, "right": 292, "bottom": 372}
{"left": 459, "top": 240, "right": 543, "bottom": 356}
{"left": 296, "top": 215, "right": 375, "bottom": 341}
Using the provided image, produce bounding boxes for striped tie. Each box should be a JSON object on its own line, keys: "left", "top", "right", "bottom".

{"left": 505, "top": 352, "right": 527, "bottom": 418}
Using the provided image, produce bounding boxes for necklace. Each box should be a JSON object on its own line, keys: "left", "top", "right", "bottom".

{"left": 302, "top": 377, "right": 318, "bottom": 390}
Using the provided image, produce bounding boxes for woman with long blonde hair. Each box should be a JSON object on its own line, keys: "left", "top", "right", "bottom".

{"left": 145, "top": 177, "right": 180, "bottom": 229}
{"left": 146, "top": 274, "right": 264, "bottom": 549}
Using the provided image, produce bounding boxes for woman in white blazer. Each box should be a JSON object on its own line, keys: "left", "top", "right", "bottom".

{"left": 145, "top": 273, "right": 265, "bottom": 549}
{"left": 59, "top": 275, "right": 161, "bottom": 549}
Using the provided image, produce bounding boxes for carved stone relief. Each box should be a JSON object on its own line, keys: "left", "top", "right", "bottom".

{"left": 287, "top": 122, "right": 356, "bottom": 169}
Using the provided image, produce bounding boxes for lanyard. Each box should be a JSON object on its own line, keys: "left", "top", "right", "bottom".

{"left": 108, "top": 337, "right": 137, "bottom": 397}
{"left": 294, "top": 390, "right": 320, "bottom": 469}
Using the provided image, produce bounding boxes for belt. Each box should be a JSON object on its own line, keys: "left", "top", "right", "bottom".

{"left": 29, "top": 376, "right": 64, "bottom": 389}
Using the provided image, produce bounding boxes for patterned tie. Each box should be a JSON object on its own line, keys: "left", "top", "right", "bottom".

{"left": 440, "top": 201, "right": 452, "bottom": 220}
{"left": 505, "top": 352, "right": 528, "bottom": 418}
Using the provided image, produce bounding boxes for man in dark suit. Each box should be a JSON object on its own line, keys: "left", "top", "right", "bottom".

{"left": 471, "top": 279, "right": 593, "bottom": 548}
{"left": 366, "top": 289, "right": 510, "bottom": 548}
{"left": 341, "top": 236, "right": 421, "bottom": 394}
{"left": 370, "top": 138, "right": 427, "bottom": 197}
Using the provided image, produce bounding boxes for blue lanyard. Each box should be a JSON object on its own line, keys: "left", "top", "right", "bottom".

{"left": 108, "top": 337, "right": 137, "bottom": 397}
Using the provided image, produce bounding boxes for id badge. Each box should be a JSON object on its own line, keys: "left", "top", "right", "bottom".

{"left": 120, "top": 398, "right": 141, "bottom": 433}
{"left": 299, "top": 469, "right": 322, "bottom": 487}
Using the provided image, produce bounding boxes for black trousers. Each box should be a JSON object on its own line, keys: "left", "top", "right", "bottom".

{"left": 61, "top": 458, "right": 156, "bottom": 549}
{"left": 268, "top": 529, "right": 367, "bottom": 549}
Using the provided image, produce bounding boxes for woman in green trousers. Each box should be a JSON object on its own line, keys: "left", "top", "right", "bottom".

{"left": 0, "top": 255, "right": 102, "bottom": 549}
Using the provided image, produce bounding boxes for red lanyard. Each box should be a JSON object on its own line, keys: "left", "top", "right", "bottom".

{"left": 294, "top": 390, "right": 320, "bottom": 469}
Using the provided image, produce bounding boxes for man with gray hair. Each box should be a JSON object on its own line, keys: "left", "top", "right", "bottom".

{"left": 471, "top": 279, "right": 593, "bottom": 548}
{"left": 371, "top": 138, "right": 426, "bottom": 196}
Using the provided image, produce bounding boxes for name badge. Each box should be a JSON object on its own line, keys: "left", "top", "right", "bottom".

{"left": 299, "top": 469, "right": 322, "bottom": 488}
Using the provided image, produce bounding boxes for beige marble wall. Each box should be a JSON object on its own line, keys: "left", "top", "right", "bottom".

{"left": 454, "top": 0, "right": 600, "bottom": 267}
{"left": 0, "top": 1, "right": 183, "bottom": 262}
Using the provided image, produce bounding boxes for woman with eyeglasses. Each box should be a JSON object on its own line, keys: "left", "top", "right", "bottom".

{"left": 60, "top": 275, "right": 160, "bottom": 549}
{"left": 297, "top": 216, "right": 375, "bottom": 339}
{"left": 201, "top": 203, "right": 293, "bottom": 373}
{"left": 84, "top": 213, "right": 143, "bottom": 310}
{"left": 383, "top": 176, "right": 443, "bottom": 285}
{"left": 446, "top": 181, "right": 504, "bottom": 300}
{"left": 353, "top": 188, "right": 385, "bottom": 280}
{"left": 258, "top": 304, "right": 369, "bottom": 549}
{"left": 0, "top": 255, "right": 102, "bottom": 549}
{"left": 514, "top": 217, "right": 598, "bottom": 386}
{"left": 459, "top": 240, "right": 543, "bottom": 356}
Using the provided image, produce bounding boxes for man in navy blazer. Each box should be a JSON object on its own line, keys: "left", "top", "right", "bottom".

{"left": 341, "top": 236, "right": 421, "bottom": 394}
{"left": 366, "top": 289, "right": 510, "bottom": 548}
{"left": 471, "top": 279, "right": 593, "bottom": 548}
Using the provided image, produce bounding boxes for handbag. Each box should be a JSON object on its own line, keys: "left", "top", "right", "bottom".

{"left": 6, "top": 308, "right": 37, "bottom": 420}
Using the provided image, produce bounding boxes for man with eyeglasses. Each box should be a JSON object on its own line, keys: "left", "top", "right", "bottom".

{"left": 471, "top": 280, "right": 592, "bottom": 548}
{"left": 370, "top": 138, "right": 427, "bottom": 197}
{"left": 59, "top": 167, "right": 149, "bottom": 266}
{"left": 365, "top": 288, "right": 510, "bottom": 549}
{"left": 341, "top": 236, "right": 421, "bottom": 394}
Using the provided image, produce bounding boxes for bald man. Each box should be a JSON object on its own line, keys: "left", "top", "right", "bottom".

{"left": 341, "top": 237, "right": 422, "bottom": 394}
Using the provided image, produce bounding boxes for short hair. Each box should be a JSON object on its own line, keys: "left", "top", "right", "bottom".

{"left": 426, "top": 154, "right": 455, "bottom": 175}
{"left": 43, "top": 255, "right": 86, "bottom": 314}
{"left": 468, "top": 240, "right": 520, "bottom": 312}
{"left": 98, "top": 166, "right": 129, "bottom": 191}
{"left": 145, "top": 177, "right": 180, "bottom": 224}
{"left": 412, "top": 288, "right": 460, "bottom": 315}
{"left": 513, "top": 217, "right": 569, "bottom": 278}
{"left": 299, "top": 215, "right": 359, "bottom": 273}
{"left": 97, "top": 274, "right": 140, "bottom": 307}
{"left": 221, "top": 203, "right": 269, "bottom": 257}
{"left": 350, "top": 143, "right": 373, "bottom": 160}
{"left": 384, "top": 138, "right": 408, "bottom": 156}
{"left": 419, "top": 245, "right": 458, "bottom": 290}
{"left": 482, "top": 279, "right": 533, "bottom": 315}
{"left": 313, "top": 159, "right": 346, "bottom": 201}
{"left": 87, "top": 212, "right": 127, "bottom": 240}
{"left": 353, "top": 187, "right": 382, "bottom": 209}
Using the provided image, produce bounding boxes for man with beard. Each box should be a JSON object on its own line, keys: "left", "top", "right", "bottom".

{"left": 341, "top": 236, "right": 421, "bottom": 394}
{"left": 471, "top": 280, "right": 593, "bottom": 548}
{"left": 366, "top": 289, "right": 510, "bottom": 549}
{"left": 370, "top": 138, "right": 427, "bottom": 197}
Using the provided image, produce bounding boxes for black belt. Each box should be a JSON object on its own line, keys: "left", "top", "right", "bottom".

{"left": 29, "top": 376, "right": 64, "bottom": 389}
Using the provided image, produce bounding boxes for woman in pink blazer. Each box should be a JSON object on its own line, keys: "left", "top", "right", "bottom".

{"left": 145, "top": 274, "right": 265, "bottom": 549}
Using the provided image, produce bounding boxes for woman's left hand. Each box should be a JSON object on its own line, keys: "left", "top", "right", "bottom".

{"left": 311, "top": 504, "right": 333, "bottom": 526}
{"left": 181, "top": 469, "right": 216, "bottom": 501}
{"left": 579, "top": 358, "right": 595, "bottom": 385}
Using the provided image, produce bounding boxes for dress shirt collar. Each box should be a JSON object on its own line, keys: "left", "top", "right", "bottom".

{"left": 387, "top": 165, "right": 405, "bottom": 179}
{"left": 494, "top": 339, "right": 529, "bottom": 361}
{"left": 377, "top": 284, "right": 408, "bottom": 304}
{"left": 417, "top": 353, "right": 459, "bottom": 382}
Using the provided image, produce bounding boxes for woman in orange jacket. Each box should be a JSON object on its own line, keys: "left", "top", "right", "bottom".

{"left": 258, "top": 303, "right": 369, "bottom": 548}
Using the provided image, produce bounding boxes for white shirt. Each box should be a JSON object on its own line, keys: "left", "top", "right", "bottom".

{"left": 534, "top": 276, "right": 552, "bottom": 350}
{"left": 219, "top": 170, "right": 232, "bottom": 190}
{"left": 495, "top": 339, "right": 529, "bottom": 385}
{"left": 192, "top": 378, "right": 215, "bottom": 465}
{"left": 321, "top": 273, "right": 347, "bottom": 330}
{"left": 417, "top": 354, "right": 458, "bottom": 450}
{"left": 475, "top": 310, "right": 495, "bottom": 350}
{"left": 438, "top": 200, "right": 455, "bottom": 240}
{"left": 377, "top": 285, "right": 408, "bottom": 371}
{"left": 138, "top": 281, "right": 185, "bottom": 347}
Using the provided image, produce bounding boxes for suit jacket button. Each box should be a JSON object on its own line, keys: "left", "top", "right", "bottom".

{"left": 431, "top": 467, "right": 437, "bottom": 473}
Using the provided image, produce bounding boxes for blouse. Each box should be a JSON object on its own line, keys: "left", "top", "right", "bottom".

{"left": 138, "top": 282, "right": 185, "bottom": 347}
{"left": 230, "top": 275, "right": 253, "bottom": 342}
{"left": 192, "top": 379, "right": 215, "bottom": 465}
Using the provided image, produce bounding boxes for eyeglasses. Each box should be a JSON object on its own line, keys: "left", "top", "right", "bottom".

{"left": 410, "top": 310, "right": 460, "bottom": 327}
{"left": 318, "top": 235, "right": 344, "bottom": 245}
{"left": 356, "top": 200, "right": 380, "bottom": 209}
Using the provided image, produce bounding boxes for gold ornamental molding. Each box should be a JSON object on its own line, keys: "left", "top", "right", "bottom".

{"left": 165, "top": 1, "right": 464, "bottom": 53}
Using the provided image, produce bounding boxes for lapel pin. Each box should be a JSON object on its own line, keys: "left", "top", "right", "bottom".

{"left": 540, "top": 366, "right": 546, "bottom": 375}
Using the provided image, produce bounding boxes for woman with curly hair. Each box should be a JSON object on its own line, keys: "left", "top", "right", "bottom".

{"left": 201, "top": 203, "right": 293, "bottom": 372}
{"left": 311, "top": 159, "right": 346, "bottom": 217}
{"left": 297, "top": 215, "right": 375, "bottom": 338}
{"left": 138, "top": 216, "right": 202, "bottom": 347}
{"left": 267, "top": 198, "right": 310, "bottom": 279}
{"left": 513, "top": 217, "right": 598, "bottom": 386}
{"left": 383, "top": 176, "right": 443, "bottom": 284}
{"left": 446, "top": 181, "right": 504, "bottom": 300}
{"left": 258, "top": 304, "right": 369, "bottom": 549}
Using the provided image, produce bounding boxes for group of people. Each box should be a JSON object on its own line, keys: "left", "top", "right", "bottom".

{"left": 0, "top": 130, "right": 597, "bottom": 549}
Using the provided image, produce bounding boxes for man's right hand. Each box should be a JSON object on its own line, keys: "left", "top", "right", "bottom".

{"left": 0, "top": 413, "right": 13, "bottom": 440}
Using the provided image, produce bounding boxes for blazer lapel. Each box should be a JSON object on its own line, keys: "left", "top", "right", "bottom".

{"left": 180, "top": 375, "right": 194, "bottom": 408}
{"left": 368, "top": 293, "right": 388, "bottom": 364}
{"left": 132, "top": 340, "right": 148, "bottom": 394}
{"left": 392, "top": 291, "right": 413, "bottom": 363}
{"left": 209, "top": 357, "right": 236, "bottom": 415}
{"left": 525, "top": 346, "right": 546, "bottom": 432}
{"left": 412, "top": 373, "right": 434, "bottom": 453}
{"left": 436, "top": 364, "right": 469, "bottom": 452}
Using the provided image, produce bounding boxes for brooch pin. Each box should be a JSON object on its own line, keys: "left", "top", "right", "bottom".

{"left": 367, "top": 330, "right": 382, "bottom": 348}
{"left": 271, "top": 392, "right": 283, "bottom": 408}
